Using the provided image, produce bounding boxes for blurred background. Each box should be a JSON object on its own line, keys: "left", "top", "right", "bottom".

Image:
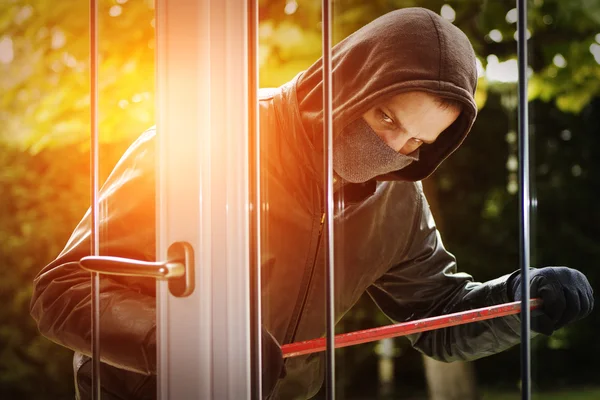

{"left": 1, "top": 0, "right": 599, "bottom": 398}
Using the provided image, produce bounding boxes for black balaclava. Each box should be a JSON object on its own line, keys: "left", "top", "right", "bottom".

{"left": 332, "top": 117, "right": 419, "bottom": 183}
{"left": 295, "top": 7, "right": 478, "bottom": 182}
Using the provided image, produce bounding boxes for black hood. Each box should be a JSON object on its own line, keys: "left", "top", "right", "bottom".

{"left": 295, "top": 7, "right": 478, "bottom": 181}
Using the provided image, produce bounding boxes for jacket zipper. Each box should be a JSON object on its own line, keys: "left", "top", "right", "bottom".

{"left": 286, "top": 212, "right": 325, "bottom": 345}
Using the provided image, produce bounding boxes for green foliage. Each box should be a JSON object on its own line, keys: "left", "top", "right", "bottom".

{"left": 435, "top": 93, "right": 600, "bottom": 389}
{"left": 2, "top": 0, "right": 599, "bottom": 150}
{"left": 484, "top": 388, "right": 600, "bottom": 400}
{"left": 0, "top": 0, "right": 155, "bottom": 150}
{"left": 0, "top": 143, "right": 88, "bottom": 398}
{"left": 0, "top": 137, "right": 130, "bottom": 398}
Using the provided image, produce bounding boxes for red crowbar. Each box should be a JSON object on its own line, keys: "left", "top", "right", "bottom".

{"left": 282, "top": 298, "right": 543, "bottom": 358}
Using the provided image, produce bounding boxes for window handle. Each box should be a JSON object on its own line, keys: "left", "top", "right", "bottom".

{"left": 80, "top": 256, "right": 184, "bottom": 278}
{"left": 79, "top": 241, "right": 195, "bottom": 297}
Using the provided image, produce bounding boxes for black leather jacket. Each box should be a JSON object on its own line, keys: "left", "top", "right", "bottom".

{"left": 30, "top": 8, "right": 523, "bottom": 400}
{"left": 30, "top": 81, "right": 521, "bottom": 399}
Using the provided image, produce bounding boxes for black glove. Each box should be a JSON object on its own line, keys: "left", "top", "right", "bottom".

{"left": 508, "top": 266, "right": 594, "bottom": 335}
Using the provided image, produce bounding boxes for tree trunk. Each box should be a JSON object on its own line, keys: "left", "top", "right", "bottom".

{"left": 377, "top": 338, "right": 395, "bottom": 397}
{"left": 423, "top": 357, "right": 478, "bottom": 400}
{"left": 421, "top": 178, "right": 479, "bottom": 400}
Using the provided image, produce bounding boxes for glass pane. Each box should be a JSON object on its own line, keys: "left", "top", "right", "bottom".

{"left": 27, "top": 1, "right": 257, "bottom": 399}
{"left": 255, "top": 0, "right": 528, "bottom": 398}
{"left": 529, "top": 0, "right": 598, "bottom": 397}
{"left": 256, "top": 0, "right": 598, "bottom": 399}
{"left": 255, "top": 2, "right": 518, "bottom": 398}
{"left": 91, "top": 1, "right": 158, "bottom": 396}
{"left": 324, "top": 1, "right": 519, "bottom": 398}
{"left": 257, "top": 1, "right": 328, "bottom": 397}
{"left": 28, "top": 0, "right": 158, "bottom": 397}
{"left": 95, "top": 1, "right": 157, "bottom": 394}
{"left": 329, "top": 1, "right": 526, "bottom": 399}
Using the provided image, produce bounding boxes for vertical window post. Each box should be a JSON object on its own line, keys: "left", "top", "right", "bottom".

{"left": 89, "top": 0, "right": 101, "bottom": 398}
{"left": 155, "top": 1, "right": 252, "bottom": 398}
{"left": 321, "top": 0, "right": 335, "bottom": 398}
{"left": 517, "top": 0, "right": 532, "bottom": 399}
{"left": 248, "top": 0, "right": 262, "bottom": 398}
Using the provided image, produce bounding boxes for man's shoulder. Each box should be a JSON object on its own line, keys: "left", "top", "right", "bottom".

{"left": 258, "top": 87, "right": 280, "bottom": 101}
{"left": 375, "top": 180, "right": 425, "bottom": 212}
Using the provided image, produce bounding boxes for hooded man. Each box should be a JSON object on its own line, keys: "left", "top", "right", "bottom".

{"left": 30, "top": 7, "right": 593, "bottom": 400}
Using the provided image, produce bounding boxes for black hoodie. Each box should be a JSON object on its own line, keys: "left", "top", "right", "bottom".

{"left": 261, "top": 8, "right": 520, "bottom": 399}
{"left": 296, "top": 7, "right": 478, "bottom": 181}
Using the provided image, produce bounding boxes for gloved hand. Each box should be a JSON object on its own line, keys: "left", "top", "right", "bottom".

{"left": 507, "top": 266, "right": 594, "bottom": 335}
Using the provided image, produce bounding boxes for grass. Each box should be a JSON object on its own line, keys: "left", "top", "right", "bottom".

{"left": 483, "top": 388, "right": 600, "bottom": 400}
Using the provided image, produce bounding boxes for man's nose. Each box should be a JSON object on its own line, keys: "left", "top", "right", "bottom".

{"left": 398, "top": 138, "right": 423, "bottom": 155}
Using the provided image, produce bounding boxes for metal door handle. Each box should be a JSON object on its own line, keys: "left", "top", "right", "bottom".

{"left": 80, "top": 257, "right": 185, "bottom": 278}
{"left": 79, "top": 241, "right": 195, "bottom": 297}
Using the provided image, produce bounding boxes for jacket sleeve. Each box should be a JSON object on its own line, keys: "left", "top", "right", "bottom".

{"left": 30, "top": 128, "right": 159, "bottom": 375}
{"left": 367, "top": 183, "right": 523, "bottom": 362}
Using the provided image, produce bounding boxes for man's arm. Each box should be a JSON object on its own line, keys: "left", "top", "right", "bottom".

{"left": 367, "top": 183, "right": 521, "bottom": 362}
{"left": 30, "top": 128, "right": 159, "bottom": 374}
{"left": 30, "top": 128, "right": 285, "bottom": 393}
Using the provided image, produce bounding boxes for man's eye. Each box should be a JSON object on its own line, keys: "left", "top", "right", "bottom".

{"left": 376, "top": 108, "right": 395, "bottom": 126}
